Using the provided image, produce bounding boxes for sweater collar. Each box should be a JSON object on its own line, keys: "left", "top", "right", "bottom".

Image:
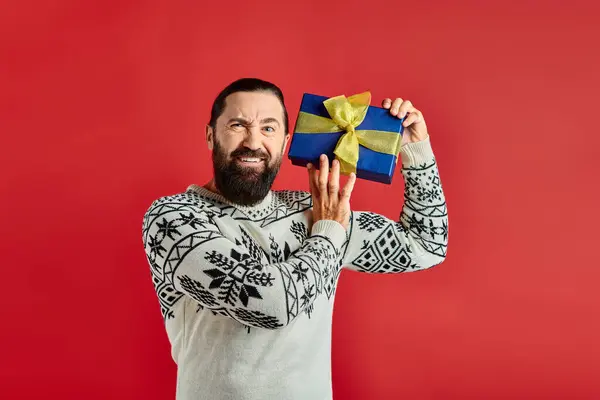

{"left": 186, "top": 184, "right": 274, "bottom": 213}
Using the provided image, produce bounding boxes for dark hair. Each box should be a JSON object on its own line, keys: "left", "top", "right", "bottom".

{"left": 209, "top": 78, "right": 289, "bottom": 133}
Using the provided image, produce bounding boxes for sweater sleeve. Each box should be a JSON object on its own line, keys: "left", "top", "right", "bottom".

{"left": 342, "top": 136, "right": 448, "bottom": 273}
{"left": 142, "top": 201, "right": 346, "bottom": 330}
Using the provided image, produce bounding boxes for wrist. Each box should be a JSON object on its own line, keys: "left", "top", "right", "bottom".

{"left": 311, "top": 220, "right": 347, "bottom": 249}
{"left": 400, "top": 135, "right": 434, "bottom": 167}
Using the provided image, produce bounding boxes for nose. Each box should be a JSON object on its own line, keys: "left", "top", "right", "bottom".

{"left": 241, "top": 125, "right": 263, "bottom": 151}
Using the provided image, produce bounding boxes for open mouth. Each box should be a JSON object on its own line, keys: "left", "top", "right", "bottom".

{"left": 236, "top": 157, "right": 266, "bottom": 166}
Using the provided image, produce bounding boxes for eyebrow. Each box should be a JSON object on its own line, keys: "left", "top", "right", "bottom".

{"left": 227, "top": 117, "right": 281, "bottom": 127}
{"left": 260, "top": 117, "right": 281, "bottom": 126}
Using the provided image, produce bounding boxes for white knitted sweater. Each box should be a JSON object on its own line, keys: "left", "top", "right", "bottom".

{"left": 142, "top": 137, "right": 448, "bottom": 399}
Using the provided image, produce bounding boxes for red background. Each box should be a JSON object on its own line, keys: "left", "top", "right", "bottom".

{"left": 2, "top": 0, "right": 599, "bottom": 399}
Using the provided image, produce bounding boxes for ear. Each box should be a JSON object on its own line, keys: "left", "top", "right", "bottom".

{"left": 206, "top": 124, "right": 214, "bottom": 151}
{"left": 283, "top": 132, "right": 291, "bottom": 151}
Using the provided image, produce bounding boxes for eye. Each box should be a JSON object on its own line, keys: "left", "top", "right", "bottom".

{"left": 229, "top": 123, "right": 246, "bottom": 131}
{"left": 263, "top": 126, "right": 275, "bottom": 133}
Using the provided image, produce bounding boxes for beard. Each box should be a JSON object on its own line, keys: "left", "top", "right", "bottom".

{"left": 212, "top": 139, "right": 283, "bottom": 206}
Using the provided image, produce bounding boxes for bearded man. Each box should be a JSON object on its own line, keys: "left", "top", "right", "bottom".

{"left": 142, "top": 78, "right": 448, "bottom": 400}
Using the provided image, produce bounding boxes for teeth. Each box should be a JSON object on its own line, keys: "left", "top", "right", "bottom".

{"left": 240, "top": 157, "right": 261, "bottom": 163}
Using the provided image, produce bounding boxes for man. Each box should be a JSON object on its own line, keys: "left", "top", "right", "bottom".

{"left": 142, "top": 78, "right": 448, "bottom": 400}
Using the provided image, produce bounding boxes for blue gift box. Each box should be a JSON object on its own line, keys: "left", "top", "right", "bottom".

{"left": 288, "top": 93, "right": 404, "bottom": 184}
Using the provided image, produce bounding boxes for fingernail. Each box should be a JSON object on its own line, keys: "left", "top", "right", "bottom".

{"left": 307, "top": 163, "right": 312, "bottom": 169}
{"left": 391, "top": 108, "right": 398, "bottom": 115}
{"left": 400, "top": 112, "right": 406, "bottom": 119}
{"left": 320, "top": 154, "right": 326, "bottom": 161}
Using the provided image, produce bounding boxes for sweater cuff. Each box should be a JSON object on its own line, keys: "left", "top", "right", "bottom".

{"left": 311, "top": 220, "right": 347, "bottom": 249}
{"left": 399, "top": 135, "right": 434, "bottom": 167}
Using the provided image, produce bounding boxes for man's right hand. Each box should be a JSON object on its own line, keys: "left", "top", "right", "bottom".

{"left": 307, "top": 154, "right": 356, "bottom": 230}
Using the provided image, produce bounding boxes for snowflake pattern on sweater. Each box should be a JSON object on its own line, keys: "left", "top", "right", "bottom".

{"left": 142, "top": 146, "right": 447, "bottom": 329}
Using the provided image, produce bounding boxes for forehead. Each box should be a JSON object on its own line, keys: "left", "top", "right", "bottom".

{"left": 221, "top": 91, "right": 284, "bottom": 120}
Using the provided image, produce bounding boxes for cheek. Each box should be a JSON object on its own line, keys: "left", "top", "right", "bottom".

{"left": 265, "top": 140, "right": 284, "bottom": 159}
{"left": 217, "top": 135, "right": 243, "bottom": 155}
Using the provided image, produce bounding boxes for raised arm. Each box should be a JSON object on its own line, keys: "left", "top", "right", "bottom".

{"left": 343, "top": 137, "right": 448, "bottom": 273}
{"left": 142, "top": 200, "right": 347, "bottom": 330}
{"left": 342, "top": 97, "right": 448, "bottom": 273}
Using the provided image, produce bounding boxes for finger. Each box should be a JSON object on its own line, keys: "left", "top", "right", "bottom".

{"left": 390, "top": 98, "right": 404, "bottom": 116}
{"left": 307, "top": 163, "right": 318, "bottom": 197}
{"left": 329, "top": 159, "right": 340, "bottom": 199}
{"left": 311, "top": 165, "right": 321, "bottom": 198}
{"left": 398, "top": 100, "right": 414, "bottom": 119}
{"left": 402, "top": 109, "right": 423, "bottom": 127}
{"left": 381, "top": 98, "right": 392, "bottom": 109}
{"left": 318, "top": 154, "right": 329, "bottom": 201}
{"left": 340, "top": 173, "right": 356, "bottom": 201}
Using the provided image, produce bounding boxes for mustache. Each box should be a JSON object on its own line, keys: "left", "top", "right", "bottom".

{"left": 230, "top": 148, "right": 270, "bottom": 160}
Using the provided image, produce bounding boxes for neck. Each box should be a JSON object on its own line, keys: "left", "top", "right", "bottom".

{"left": 203, "top": 179, "right": 219, "bottom": 195}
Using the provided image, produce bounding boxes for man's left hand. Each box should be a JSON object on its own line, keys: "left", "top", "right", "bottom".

{"left": 382, "top": 97, "right": 429, "bottom": 145}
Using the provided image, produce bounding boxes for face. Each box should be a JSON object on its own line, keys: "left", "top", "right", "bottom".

{"left": 207, "top": 91, "right": 290, "bottom": 206}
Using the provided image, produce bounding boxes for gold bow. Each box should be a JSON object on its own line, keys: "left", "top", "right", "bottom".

{"left": 294, "top": 92, "right": 402, "bottom": 175}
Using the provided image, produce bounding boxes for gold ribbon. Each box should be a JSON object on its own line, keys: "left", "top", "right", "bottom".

{"left": 295, "top": 92, "right": 402, "bottom": 175}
